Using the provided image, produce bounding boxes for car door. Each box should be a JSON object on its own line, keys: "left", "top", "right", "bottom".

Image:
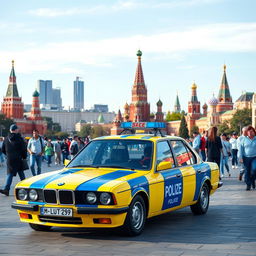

{"left": 155, "top": 140, "right": 183, "bottom": 211}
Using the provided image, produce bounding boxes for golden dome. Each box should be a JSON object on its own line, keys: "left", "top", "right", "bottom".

{"left": 191, "top": 82, "right": 197, "bottom": 90}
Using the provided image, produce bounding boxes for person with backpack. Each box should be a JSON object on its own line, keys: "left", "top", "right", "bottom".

{"left": 27, "top": 129, "right": 45, "bottom": 176}
{"left": 70, "top": 136, "right": 79, "bottom": 159}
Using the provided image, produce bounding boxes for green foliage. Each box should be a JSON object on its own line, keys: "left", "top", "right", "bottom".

{"left": 190, "top": 125, "right": 199, "bottom": 137}
{"left": 179, "top": 115, "right": 189, "bottom": 139}
{"left": 78, "top": 124, "right": 92, "bottom": 137}
{"left": 54, "top": 131, "right": 70, "bottom": 139}
{"left": 217, "top": 120, "right": 232, "bottom": 135}
{"left": 42, "top": 116, "right": 61, "bottom": 132}
{"left": 78, "top": 124, "right": 110, "bottom": 139}
{"left": 230, "top": 109, "right": 252, "bottom": 135}
{"left": 166, "top": 111, "right": 182, "bottom": 122}
{"left": 0, "top": 114, "right": 14, "bottom": 136}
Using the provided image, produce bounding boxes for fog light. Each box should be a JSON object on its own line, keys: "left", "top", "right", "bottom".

{"left": 19, "top": 213, "right": 32, "bottom": 219}
{"left": 94, "top": 218, "right": 112, "bottom": 224}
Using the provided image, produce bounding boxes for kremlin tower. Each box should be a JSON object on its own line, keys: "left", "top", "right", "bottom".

{"left": 1, "top": 61, "right": 47, "bottom": 136}
{"left": 216, "top": 65, "right": 233, "bottom": 112}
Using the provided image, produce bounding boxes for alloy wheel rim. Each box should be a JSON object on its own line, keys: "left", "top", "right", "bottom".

{"left": 200, "top": 187, "right": 208, "bottom": 209}
{"left": 131, "top": 201, "right": 144, "bottom": 230}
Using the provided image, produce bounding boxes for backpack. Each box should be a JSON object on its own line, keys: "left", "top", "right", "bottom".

{"left": 70, "top": 143, "right": 78, "bottom": 155}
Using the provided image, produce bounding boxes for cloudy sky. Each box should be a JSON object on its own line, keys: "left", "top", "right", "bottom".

{"left": 0, "top": 0, "right": 256, "bottom": 113}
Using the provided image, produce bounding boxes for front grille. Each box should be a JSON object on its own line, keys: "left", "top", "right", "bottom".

{"left": 44, "top": 190, "right": 57, "bottom": 204}
{"left": 59, "top": 190, "right": 74, "bottom": 204}
{"left": 39, "top": 216, "right": 82, "bottom": 224}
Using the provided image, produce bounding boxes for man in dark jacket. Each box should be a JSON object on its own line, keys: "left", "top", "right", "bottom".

{"left": 0, "top": 124, "right": 27, "bottom": 196}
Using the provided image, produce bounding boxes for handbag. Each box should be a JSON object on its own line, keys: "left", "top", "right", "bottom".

{"left": 21, "top": 159, "right": 29, "bottom": 171}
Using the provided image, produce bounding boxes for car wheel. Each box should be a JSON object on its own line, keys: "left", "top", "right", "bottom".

{"left": 123, "top": 195, "right": 146, "bottom": 236}
{"left": 190, "top": 183, "right": 210, "bottom": 215}
{"left": 29, "top": 223, "right": 52, "bottom": 231}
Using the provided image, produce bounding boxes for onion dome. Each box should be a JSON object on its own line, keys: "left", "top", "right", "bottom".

{"left": 157, "top": 99, "right": 163, "bottom": 107}
{"left": 137, "top": 49, "right": 142, "bottom": 57}
{"left": 208, "top": 95, "right": 218, "bottom": 106}
{"left": 202, "top": 102, "right": 208, "bottom": 109}
{"left": 135, "top": 101, "right": 141, "bottom": 107}
{"left": 33, "top": 90, "right": 40, "bottom": 97}
{"left": 124, "top": 102, "right": 129, "bottom": 110}
{"left": 191, "top": 82, "right": 197, "bottom": 90}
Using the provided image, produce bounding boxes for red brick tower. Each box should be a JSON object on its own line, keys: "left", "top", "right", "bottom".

{"left": 127, "top": 50, "right": 150, "bottom": 121}
{"left": 155, "top": 99, "right": 164, "bottom": 122}
{"left": 216, "top": 65, "right": 233, "bottom": 112}
{"left": 1, "top": 60, "right": 24, "bottom": 119}
{"left": 30, "top": 90, "right": 42, "bottom": 121}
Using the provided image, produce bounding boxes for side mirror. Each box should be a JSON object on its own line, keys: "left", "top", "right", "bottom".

{"left": 157, "top": 161, "right": 172, "bottom": 171}
{"left": 64, "top": 159, "right": 70, "bottom": 166}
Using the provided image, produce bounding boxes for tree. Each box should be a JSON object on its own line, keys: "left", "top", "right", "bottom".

{"left": 230, "top": 109, "right": 252, "bottom": 135}
{"left": 179, "top": 115, "right": 189, "bottom": 139}
{"left": 166, "top": 111, "right": 182, "bottom": 122}
{"left": 0, "top": 114, "right": 14, "bottom": 136}
{"left": 78, "top": 124, "right": 92, "bottom": 137}
{"left": 55, "top": 131, "right": 70, "bottom": 139}
{"left": 190, "top": 125, "right": 199, "bottom": 137}
{"left": 217, "top": 120, "right": 232, "bottom": 135}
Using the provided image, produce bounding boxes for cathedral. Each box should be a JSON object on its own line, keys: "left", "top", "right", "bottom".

{"left": 1, "top": 61, "right": 47, "bottom": 136}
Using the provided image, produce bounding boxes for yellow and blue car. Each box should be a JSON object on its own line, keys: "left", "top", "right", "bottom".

{"left": 12, "top": 122, "right": 222, "bottom": 236}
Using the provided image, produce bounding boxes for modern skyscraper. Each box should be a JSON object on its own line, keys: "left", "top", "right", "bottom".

{"left": 37, "top": 80, "right": 53, "bottom": 105}
{"left": 52, "top": 88, "right": 62, "bottom": 109}
{"left": 73, "top": 77, "right": 84, "bottom": 110}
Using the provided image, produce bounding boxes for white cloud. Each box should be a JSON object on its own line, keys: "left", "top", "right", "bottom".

{"left": 0, "top": 22, "right": 255, "bottom": 74}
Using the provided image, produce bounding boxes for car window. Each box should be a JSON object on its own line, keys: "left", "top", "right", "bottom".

{"left": 68, "top": 139, "right": 153, "bottom": 170}
{"left": 170, "top": 140, "right": 196, "bottom": 166}
{"left": 156, "top": 141, "right": 175, "bottom": 167}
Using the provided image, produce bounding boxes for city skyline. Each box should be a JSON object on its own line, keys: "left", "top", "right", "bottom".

{"left": 0, "top": 0, "right": 256, "bottom": 113}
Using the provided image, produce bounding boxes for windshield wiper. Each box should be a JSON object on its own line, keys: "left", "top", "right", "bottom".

{"left": 69, "top": 165, "right": 94, "bottom": 168}
{"left": 94, "top": 165, "right": 135, "bottom": 170}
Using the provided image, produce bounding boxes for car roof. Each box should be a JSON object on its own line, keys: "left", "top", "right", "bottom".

{"left": 94, "top": 134, "right": 186, "bottom": 142}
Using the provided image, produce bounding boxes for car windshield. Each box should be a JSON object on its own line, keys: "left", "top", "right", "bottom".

{"left": 68, "top": 139, "right": 153, "bottom": 171}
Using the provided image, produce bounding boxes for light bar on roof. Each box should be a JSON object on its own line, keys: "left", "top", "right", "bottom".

{"left": 120, "top": 122, "right": 166, "bottom": 129}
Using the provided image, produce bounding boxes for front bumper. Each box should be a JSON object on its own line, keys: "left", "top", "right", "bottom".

{"left": 12, "top": 202, "right": 128, "bottom": 228}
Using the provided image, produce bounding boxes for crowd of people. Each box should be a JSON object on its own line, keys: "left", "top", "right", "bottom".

{"left": 191, "top": 125, "right": 256, "bottom": 191}
{"left": 0, "top": 125, "right": 90, "bottom": 196}
{"left": 0, "top": 123, "right": 255, "bottom": 196}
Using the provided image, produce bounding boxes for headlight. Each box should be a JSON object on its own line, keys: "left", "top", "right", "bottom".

{"left": 100, "top": 192, "right": 111, "bottom": 205}
{"left": 86, "top": 192, "right": 97, "bottom": 204}
{"left": 18, "top": 189, "right": 28, "bottom": 200}
{"left": 29, "top": 189, "right": 38, "bottom": 201}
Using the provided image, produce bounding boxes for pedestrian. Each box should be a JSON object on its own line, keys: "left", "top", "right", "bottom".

{"left": 70, "top": 136, "right": 79, "bottom": 159}
{"left": 200, "top": 131, "right": 207, "bottom": 161}
{"left": 0, "top": 124, "right": 27, "bottom": 196}
{"left": 44, "top": 141, "right": 54, "bottom": 167}
{"left": 61, "top": 138, "right": 70, "bottom": 164}
{"left": 54, "top": 138, "right": 62, "bottom": 165}
{"left": 229, "top": 132, "right": 239, "bottom": 169}
{"left": 220, "top": 133, "right": 231, "bottom": 178}
{"left": 192, "top": 131, "right": 201, "bottom": 154}
{"left": 27, "top": 129, "right": 44, "bottom": 176}
{"left": 237, "top": 126, "right": 248, "bottom": 181}
{"left": 0, "top": 136, "right": 5, "bottom": 166}
{"left": 78, "top": 137, "right": 85, "bottom": 152}
{"left": 238, "top": 125, "right": 256, "bottom": 191}
{"left": 206, "top": 126, "right": 223, "bottom": 169}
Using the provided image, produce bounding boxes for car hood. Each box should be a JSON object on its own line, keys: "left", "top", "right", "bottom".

{"left": 17, "top": 167, "right": 149, "bottom": 192}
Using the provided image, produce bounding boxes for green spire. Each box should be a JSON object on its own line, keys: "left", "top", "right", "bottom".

{"left": 137, "top": 49, "right": 142, "bottom": 57}
{"left": 174, "top": 93, "right": 181, "bottom": 112}
{"left": 10, "top": 60, "right": 16, "bottom": 77}
{"left": 33, "top": 90, "right": 40, "bottom": 97}
{"left": 218, "top": 64, "right": 232, "bottom": 102}
{"left": 6, "top": 60, "right": 19, "bottom": 97}
{"left": 98, "top": 113, "right": 105, "bottom": 123}
{"left": 157, "top": 99, "right": 163, "bottom": 107}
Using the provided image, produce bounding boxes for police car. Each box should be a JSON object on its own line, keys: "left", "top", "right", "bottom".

{"left": 12, "top": 122, "right": 222, "bottom": 236}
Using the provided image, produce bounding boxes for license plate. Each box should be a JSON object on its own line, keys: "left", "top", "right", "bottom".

{"left": 40, "top": 207, "right": 73, "bottom": 217}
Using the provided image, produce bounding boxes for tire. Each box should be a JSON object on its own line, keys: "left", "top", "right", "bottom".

{"left": 190, "top": 183, "right": 210, "bottom": 215}
{"left": 29, "top": 223, "right": 52, "bottom": 231}
{"left": 123, "top": 195, "right": 146, "bottom": 236}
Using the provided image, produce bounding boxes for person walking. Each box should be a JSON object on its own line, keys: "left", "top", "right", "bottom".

{"left": 44, "top": 141, "right": 54, "bottom": 167}
{"left": 206, "top": 127, "right": 223, "bottom": 170}
{"left": 61, "top": 138, "right": 70, "bottom": 164}
{"left": 54, "top": 138, "right": 62, "bottom": 165}
{"left": 229, "top": 132, "right": 239, "bottom": 169}
{"left": 237, "top": 126, "right": 248, "bottom": 181}
{"left": 27, "top": 129, "right": 44, "bottom": 176}
{"left": 238, "top": 125, "right": 256, "bottom": 190}
{"left": 78, "top": 137, "right": 85, "bottom": 152}
{"left": 0, "top": 137, "right": 5, "bottom": 166}
{"left": 220, "top": 133, "right": 231, "bottom": 178}
{"left": 70, "top": 136, "right": 79, "bottom": 160}
{"left": 192, "top": 131, "right": 201, "bottom": 154}
{"left": 0, "top": 124, "right": 27, "bottom": 196}
{"left": 200, "top": 131, "right": 207, "bottom": 161}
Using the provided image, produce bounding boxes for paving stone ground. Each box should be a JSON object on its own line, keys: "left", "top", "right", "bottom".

{"left": 0, "top": 160, "right": 255, "bottom": 256}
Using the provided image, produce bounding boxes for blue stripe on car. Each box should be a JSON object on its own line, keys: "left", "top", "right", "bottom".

{"left": 76, "top": 170, "right": 135, "bottom": 191}
{"left": 193, "top": 163, "right": 211, "bottom": 201}
{"left": 127, "top": 176, "right": 149, "bottom": 197}
{"left": 29, "top": 169, "right": 83, "bottom": 189}
{"left": 161, "top": 169, "right": 183, "bottom": 210}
